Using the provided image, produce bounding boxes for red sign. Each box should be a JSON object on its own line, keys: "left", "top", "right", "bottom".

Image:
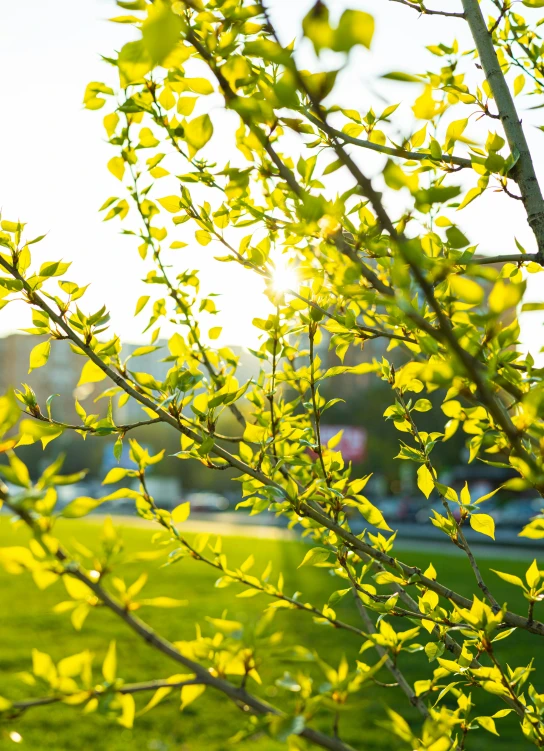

{"left": 319, "top": 425, "right": 367, "bottom": 462}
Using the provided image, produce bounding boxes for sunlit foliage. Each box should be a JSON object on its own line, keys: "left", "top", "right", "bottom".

{"left": 1, "top": 0, "right": 544, "bottom": 748}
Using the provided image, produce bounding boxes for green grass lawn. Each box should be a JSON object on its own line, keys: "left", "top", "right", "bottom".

{"left": 0, "top": 515, "right": 540, "bottom": 751}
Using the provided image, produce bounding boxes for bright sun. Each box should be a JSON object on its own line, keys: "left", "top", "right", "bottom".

{"left": 271, "top": 259, "right": 299, "bottom": 293}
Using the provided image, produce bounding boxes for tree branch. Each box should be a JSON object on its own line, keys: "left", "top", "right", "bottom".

{"left": 302, "top": 502, "right": 544, "bottom": 637}
{"left": 461, "top": 0, "right": 544, "bottom": 261}
{"left": 26, "top": 411, "right": 161, "bottom": 435}
{"left": 466, "top": 252, "right": 541, "bottom": 265}
{"left": 303, "top": 110, "right": 473, "bottom": 170}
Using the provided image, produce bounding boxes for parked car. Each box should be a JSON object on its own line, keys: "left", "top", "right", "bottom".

{"left": 185, "top": 492, "right": 229, "bottom": 513}
{"left": 495, "top": 498, "right": 542, "bottom": 528}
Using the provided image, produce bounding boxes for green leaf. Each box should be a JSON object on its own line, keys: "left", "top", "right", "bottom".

{"left": 353, "top": 496, "right": 392, "bottom": 531}
{"left": 334, "top": 10, "right": 374, "bottom": 51}
{"left": 28, "top": 340, "right": 51, "bottom": 373}
{"left": 114, "top": 436, "right": 123, "bottom": 463}
{"left": 298, "top": 547, "right": 331, "bottom": 568}
{"left": 446, "top": 226, "right": 470, "bottom": 249}
{"left": 413, "top": 399, "right": 432, "bottom": 412}
{"left": 62, "top": 496, "right": 104, "bottom": 518}
{"left": 185, "top": 114, "right": 213, "bottom": 156}
{"left": 270, "top": 714, "right": 305, "bottom": 742}
{"left": 141, "top": 2, "right": 183, "bottom": 65}
{"left": 118, "top": 40, "right": 152, "bottom": 85}
{"left": 16, "top": 420, "right": 63, "bottom": 449}
{"left": 382, "top": 71, "right": 421, "bottom": 82}
{"left": 449, "top": 276, "right": 483, "bottom": 304}
{"left": 78, "top": 360, "right": 107, "bottom": 387}
{"left": 489, "top": 280, "right": 525, "bottom": 314}
{"left": 476, "top": 716, "right": 499, "bottom": 736}
{"left": 302, "top": 2, "right": 334, "bottom": 53}
{"left": 491, "top": 569, "right": 525, "bottom": 588}
{"left": 470, "top": 513, "right": 495, "bottom": 539}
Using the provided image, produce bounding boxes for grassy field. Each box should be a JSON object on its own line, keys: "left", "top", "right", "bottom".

{"left": 0, "top": 515, "right": 539, "bottom": 751}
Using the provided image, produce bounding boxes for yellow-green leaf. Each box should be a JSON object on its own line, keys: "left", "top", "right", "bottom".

{"left": 417, "top": 464, "right": 434, "bottom": 499}
{"left": 476, "top": 716, "right": 499, "bottom": 736}
{"left": 526, "top": 559, "right": 540, "bottom": 589}
{"left": 449, "top": 275, "right": 484, "bottom": 305}
{"left": 513, "top": 74, "right": 525, "bottom": 96}
{"left": 195, "top": 230, "right": 211, "bottom": 245}
{"left": 16, "top": 419, "right": 63, "bottom": 450}
{"left": 141, "top": 2, "right": 183, "bottom": 65}
{"left": 177, "top": 97, "right": 197, "bottom": 116}
{"left": 489, "top": 280, "right": 525, "bottom": 314}
{"left": 78, "top": 360, "right": 107, "bottom": 387}
{"left": 102, "top": 641, "right": 117, "bottom": 683}
{"left": 139, "top": 127, "right": 159, "bottom": 148}
{"left": 180, "top": 683, "right": 206, "bottom": 710}
{"left": 118, "top": 693, "right": 135, "bottom": 729}
{"left": 491, "top": 569, "right": 525, "bottom": 588}
{"left": 29, "top": 340, "right": 51, "bottom": 373}
{"left": 158, "top": 195, "right": 182, "bottom": 213}
{"left": 62, "top": 496, "right": 104, "bottom": 519}
{"left": 185, "top": 114, "right": 213, "bottom": 156}
{"left": 104, "top": 112, "right": 119, "bottom": 137}
{"left": 103, "top": 467, "right": 129, "bottom": 485}
{"left": 107, "top": 157, "right": 125, "bottom": 181}
{"left": 0, "top": 696, "right": 12, "bottom": 711}
{"left": 335, "top": 10, "right": 374, "bottom": 51}
{"left": 470, "top": 513, "right": 495, "bottom": 539}
{"left": 139, "top": 597, "right": 188, "bottom": 608}
{"left": 172, "top": 501, "right": 190, "bottom": 523}
{"left": 135, "top": 295, "right": 150, "bottom": 315}
{"left": 298, "top": 547, "right": 331, "bottom": 568}
{"left": 354, "top": 496, "right": 392, "bottom": 531}
{"left": 32, "top": 649, "right": 56, "bottom": 683}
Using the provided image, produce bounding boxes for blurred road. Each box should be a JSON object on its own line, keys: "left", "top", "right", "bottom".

{"left": 82, "top": 513, "right": 541, "bottom": 559}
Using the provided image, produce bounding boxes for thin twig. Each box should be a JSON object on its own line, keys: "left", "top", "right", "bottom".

{"left": 388, "top": 0, "right": 465, "bottom": 18}
{"left": 350, "top": 587, "right": 430, "bottom": 717}
{"left": 8, "top": 677, "right": 203, "bottom": 714}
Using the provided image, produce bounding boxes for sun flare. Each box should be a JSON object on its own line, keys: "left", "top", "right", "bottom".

{"left": 271, "top": 260, "right": 299, "bottom": 293}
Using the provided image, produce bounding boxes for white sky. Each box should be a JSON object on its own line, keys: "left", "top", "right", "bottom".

{"left": 0, "top": 0, "right": 542, "bottom": 354}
